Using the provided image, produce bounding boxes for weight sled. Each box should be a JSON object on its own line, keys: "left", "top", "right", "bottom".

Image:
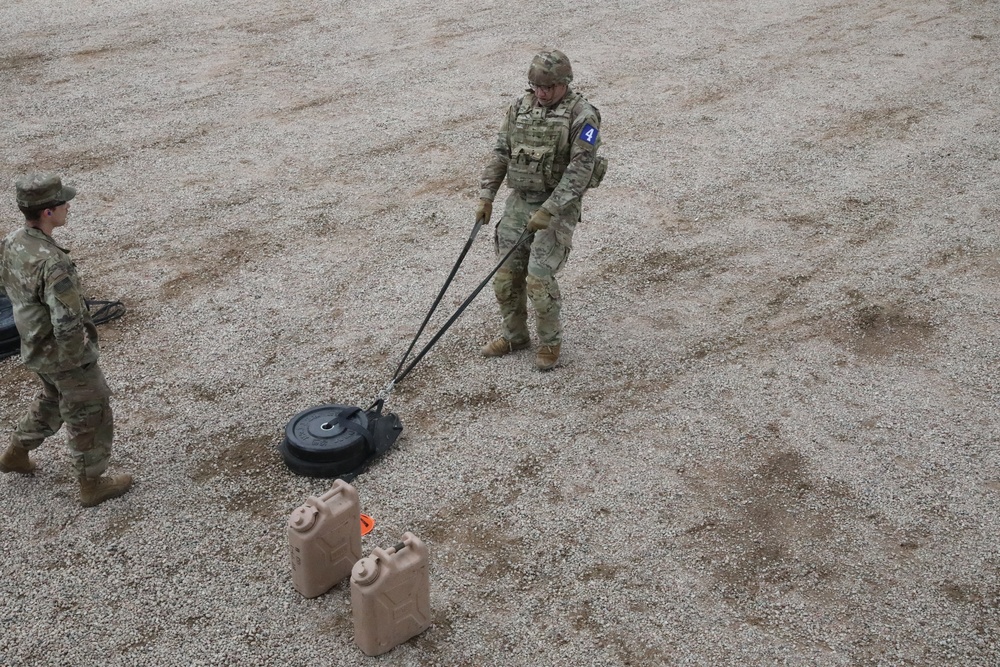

{"left": 279, "top": 401, "right": 402, "bottom": 480}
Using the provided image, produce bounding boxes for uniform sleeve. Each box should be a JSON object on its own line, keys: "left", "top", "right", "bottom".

{"left": 477, "top": 101, "right": 518, "bottom": 201}
{"left": 542, "top": 105, "right": 601, "bottom": 214}
{"left": 42, "top": 259, "right": 97, "bottom": 364}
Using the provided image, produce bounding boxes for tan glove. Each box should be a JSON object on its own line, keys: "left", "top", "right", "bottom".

{"left": 527, "top": 208, "right": 552, "bottom": 232}
{"left": 475, "top": 199, "right": 492, "bottom": 226}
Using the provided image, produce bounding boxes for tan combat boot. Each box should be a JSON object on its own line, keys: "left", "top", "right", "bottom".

{"left": 481, "top": 336, "right": 530, "bottom": 358}
{"left": 0, "top": 440, "right": 36, "bottom": 474}
{"left": 536, "top": 344, "right": 561, "bottom": 371}
{"left": 79, "top": 473, "right": 133, "bottom": 508}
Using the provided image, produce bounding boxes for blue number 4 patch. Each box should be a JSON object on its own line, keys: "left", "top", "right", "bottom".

{"left": 579, "top": 123, "right": 599, "bottom": 145}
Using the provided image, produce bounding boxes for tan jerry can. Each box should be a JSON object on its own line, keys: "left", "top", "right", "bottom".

{"left": 287, "top": 479, "right": 362, "bottom": 598}
{"left": 350, "top": 532, "right": 431, "bottom": 656}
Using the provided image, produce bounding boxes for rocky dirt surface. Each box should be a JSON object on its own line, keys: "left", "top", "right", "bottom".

{"left": 1, "top": 0, "right": 999, "bottom": 665}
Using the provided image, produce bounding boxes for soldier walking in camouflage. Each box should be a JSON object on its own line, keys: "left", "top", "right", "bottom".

{"left": 476, "top": 50, "right": 606, "bottom": 370}
{"left": 0, "top": 173, "right": 132, "bottom": 507}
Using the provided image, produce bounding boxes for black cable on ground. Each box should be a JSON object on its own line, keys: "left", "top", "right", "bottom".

{"left": 86, "top": 299, "right": 127, "bottom": 326}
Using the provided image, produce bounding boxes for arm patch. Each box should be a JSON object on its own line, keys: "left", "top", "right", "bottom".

{"left": 54, "top": 276, "right": 74, "bottom": 293}
{"left": 578, "top": 123, "right": 599, "bottom": 146}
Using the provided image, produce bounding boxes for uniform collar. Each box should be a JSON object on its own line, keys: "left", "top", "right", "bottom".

{"left": 23, "top": 226, "right": 70, "bottom": 254}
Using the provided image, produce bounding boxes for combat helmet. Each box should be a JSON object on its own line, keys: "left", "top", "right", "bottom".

{"left": 528, "top": 50, "right": 573, "bottom": 87}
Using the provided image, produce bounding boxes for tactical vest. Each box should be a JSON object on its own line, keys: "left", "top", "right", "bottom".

{"left": 506, "top": 92, "right": 587, "bottom": 193}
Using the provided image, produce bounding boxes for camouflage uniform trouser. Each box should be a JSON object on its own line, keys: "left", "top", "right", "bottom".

{"left": 493, "top": 192, "right": 580, "bottom": 346}
{"left": 13, "top": 362, "right": 114, "bottom": 478}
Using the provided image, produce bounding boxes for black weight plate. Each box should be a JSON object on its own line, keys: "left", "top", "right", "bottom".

{"left": 283, "top": 403, "right": 370, "bottom": 465}
{"left": 279, "top": 403, "right": 405, "bottom": 479}
{"left": 284, "top": 403, "right": 369, "bottom": 460}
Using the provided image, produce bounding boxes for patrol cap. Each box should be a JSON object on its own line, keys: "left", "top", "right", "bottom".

{"left": 15, "top": 172, "right": 77, "bottom": 209}
{"left": 528, "top": 50, "right": 573, "bottom": 87}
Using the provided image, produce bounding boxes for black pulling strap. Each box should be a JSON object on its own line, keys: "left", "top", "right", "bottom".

{"left": 390, "top": 227, "right": 533, "bottom": 387}
{"left": 325, "top": 405, "right": 374, "bottom": 451}
{"left": 392, "top": 218, "right": 484, "bottom": 379}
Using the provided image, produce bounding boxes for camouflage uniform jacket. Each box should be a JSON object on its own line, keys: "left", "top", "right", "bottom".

{"left": 0, "top": 227, "right": 99, "bottom": 373}
{"left": 479, "top": 89, "right": 602, "bottom": 215}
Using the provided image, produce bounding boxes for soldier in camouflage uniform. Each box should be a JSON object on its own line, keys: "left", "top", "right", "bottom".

{"left": 476, "top": 50, "right": 606, "bottom": 370}
{"left": 0, "top": 173, "right": 132, "bottom": 507}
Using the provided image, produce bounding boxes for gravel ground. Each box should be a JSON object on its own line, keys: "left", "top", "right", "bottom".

{"left": 2, "top": 1, "right": 999, "bottom": 665}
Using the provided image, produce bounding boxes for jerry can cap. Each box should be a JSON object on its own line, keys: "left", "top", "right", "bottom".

{"left": 288, "top": 505, "right": 319, "bottom": 532}
{"left": 352, "top": 556, "right": 381, "bottom": 585}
